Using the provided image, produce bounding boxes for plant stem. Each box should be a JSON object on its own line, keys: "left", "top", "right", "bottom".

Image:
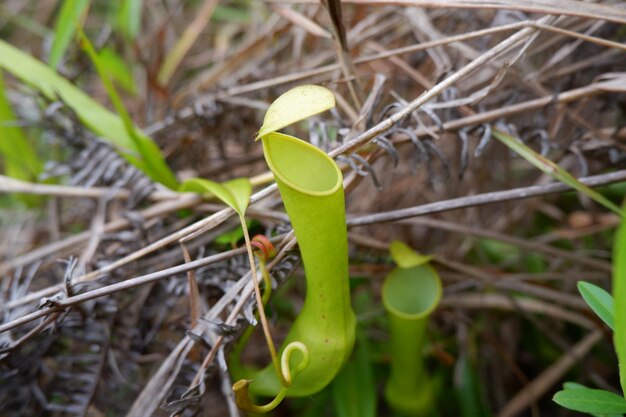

{"left": 239, "top": 213, "right": 287, "bottom": 387}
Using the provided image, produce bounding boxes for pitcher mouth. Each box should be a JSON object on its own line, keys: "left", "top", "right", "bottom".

{"left": 382, "top": 265, "right": 442, "bottom": 320}
{"left": 261, "top": 132, "right": 342, "bottom": 197}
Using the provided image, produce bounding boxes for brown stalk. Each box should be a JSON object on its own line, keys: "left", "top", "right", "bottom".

{"left": 270, "top": 0, "right": 626, "bottom": 25}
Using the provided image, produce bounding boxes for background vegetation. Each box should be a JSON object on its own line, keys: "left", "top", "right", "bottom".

{"left": 0, "top": 0, "right": 625, "bottom": 416}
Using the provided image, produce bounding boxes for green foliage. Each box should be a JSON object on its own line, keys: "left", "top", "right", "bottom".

{"left": 179, "top": 177, "right": 251, "bottom": 216}
{"left": 491, "top": 130, "right": 621, "bottom": 215}
{"left": 49, "top": 0, "right": 90, "bottom": 68}
{"left": 578, "top": 281, "right": 615, "bottom": 330}
{"left": 561, "top": 383, "right": 623, "bottom": 417}
{"left": 213, "top": 5, "right": 251, "bottom": 23}
{"left": 215, "top": 220, "right": 255, "bottom": 246}
{"left": 98, "top": 47, "right": 136, "bottom": 95}
{"left": 79, "top": 31, "right": 177, "bottom": 190}
{"left": 331, "top": 332, "right": 376, "bottom": 417}
{"left": 614, "top": 209, "right": 626, "bottom": 396}
{"left": 554, "top": 385, "right": 626, "bottom": 414}
{"left": 455, "top": 355, "right": 491, "bottom": 417}
{"left": 554, "top": 211, "right": 626, "bottom": 414}
{"left": 0, "top": 72, "right": 41, "bottom": 180}
{"left": 116, "top": 0, "right": 142, "bottom": 42}
{"left": 475, "top": 238, "right": 521, "bottom": 267}
{"left": 0, "top": 38, "right": 178, "bottom": 189}
{"left": 0, "top": 71, "right": 42, "bottom": 205}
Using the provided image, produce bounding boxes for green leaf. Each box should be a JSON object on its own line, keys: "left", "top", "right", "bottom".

{"left": 578, "top": 281, "right": 615, "bottom": 331}
{"left": 562, "top": 383, "right": 623, "bottom": 417}
{"left": 491, "top": 130, "right": 621, "bottom": 215}
{"left": 0, "top": 71, "right": 43, "bottom": 206}
{"left": 554, "top": 387, "right": 626, "bottom": 414}
{"left": 331, "top": 333, "right": 376, "bottom": 417}
{"left": 49, "top": 0, "right": 90, "bottom": 68}
{"left": 389, "top": 240, "right": 433, "bottom": 268}
{"left": 0, "top": 72, "right": 41, "bottom": 180}
{"left": 614, "top": 210, "right": 626, "bottom": 397}
{"left": 0, "top": 39, "right": 178, "bottom": 189}
{"left": 179, "top": 177, "right": 251, "bottom": 216}
{"left": 98, "top": 47, "right": 136, "bottom": 95}
{"left": 117, "top": 0, "right": 142, "bottom": 42}
{"left": 256, "top": 85, "right": 335, "bottom": 140}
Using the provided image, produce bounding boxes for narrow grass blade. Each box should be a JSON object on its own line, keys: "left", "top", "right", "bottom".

{"left": 614, "top": 209, "right": 626, "bottom": 397}
{"left": 117, "top": 0, "right": 142, "bottom": 42}
{"left": 98, "top": 47, "right": 136, "bottom": 95}
{"left": 553, "top": 387, "right": 626, "bottom": 414}
{"left": 331, "top": 332, "right": 376, "bottom": 417}
{"left": 79, "top": 31, "right": 139, "bottom": 151}
{"left": 156, "top": 0, "right": 219, "bottom": 86}
{"left": 79, "top": 31, "right": 178, "bottom": 189}
{"left": 0, "top": 39, "right": 178, "bottom": 189}
{"left": 456, "top": 356, "right": 492, "bottom": 417}
{"left": 491, "top": 130, "right": 621, "bottom": 215}
{"left": 577, "top": 281, "right": 614, "bottom": 331}
{"left": 49, "top": 0, "right": 90, "bottom": 68}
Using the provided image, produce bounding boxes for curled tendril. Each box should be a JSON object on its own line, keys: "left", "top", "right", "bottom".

{"left": 251, "top": 234, "right": 276, "bottom": 261}
{"left": 280, "top": 342, "right": 310, "bottom": 385}
{"left": 250, "top": 235, "right": 275, "bottom": 306}
{"left": 233, "top": 342, "right": 310, "bottom": 413}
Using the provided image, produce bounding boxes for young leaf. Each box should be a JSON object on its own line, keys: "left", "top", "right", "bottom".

{"left": 577, "top": 281, "right": 614, "bottom": 331}
{"left": 256, "top": 85, "right": 335, "bottom": 140}
{"left": 179, "top": 177, "right": 251, "bottom": 216}
{"left": 614, "top": 210, "right": 626, "bottom": 397}
{"left": 491, "top": 130, "right": 621, "bottom": 215}
{"left": 49, "top": 0, "right": 90, "bottom": 68}
{"left": 553, "top": 387, "right": 626, "bottom": 414}
{"left": 0, "top": 39, "right": 178, "bottom": 189}
{"left": 389, "top": 240, "right": 433, "bottom": 268}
